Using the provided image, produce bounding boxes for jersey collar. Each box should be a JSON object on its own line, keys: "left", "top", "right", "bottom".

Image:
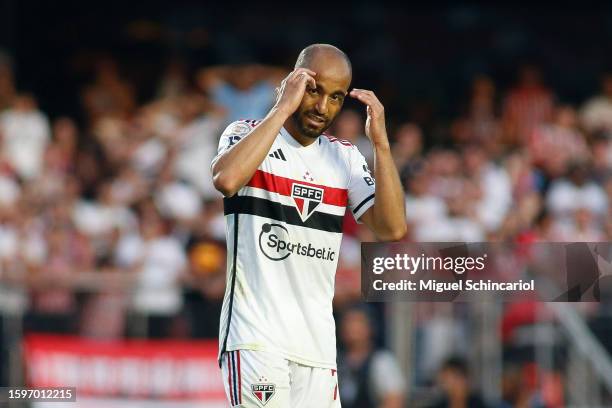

{"left": 280, "top": 127, "right": 320, "bottom": 151}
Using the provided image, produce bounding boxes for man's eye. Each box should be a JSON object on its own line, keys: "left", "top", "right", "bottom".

{"left": 308, "top": 88, "right": 318, "bottom": 94}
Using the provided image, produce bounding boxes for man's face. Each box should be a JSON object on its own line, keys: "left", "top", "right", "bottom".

{"left": 341, "top": 311, "right": 371, "bottom": 347}
{"left": 291, "top": 58, "right": 351, "bottom": 139}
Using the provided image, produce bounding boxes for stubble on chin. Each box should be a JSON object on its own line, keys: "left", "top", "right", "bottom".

{"left": 292, "top": 112, "right": 329, "bottom": 139}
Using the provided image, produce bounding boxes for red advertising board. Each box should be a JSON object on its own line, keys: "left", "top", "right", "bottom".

{"left": 23, "top": 334, "right": 225, "bottom": 401}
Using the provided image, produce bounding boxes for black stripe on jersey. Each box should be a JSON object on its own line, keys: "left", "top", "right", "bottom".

{"left": 224, "top": 195, "right": 343, "bottom": 233}
{"left": 353, "top": 193, "right": 375, "bottom": 215}
{"left": 219, "top": 213, "right": 239, "bottom": 368}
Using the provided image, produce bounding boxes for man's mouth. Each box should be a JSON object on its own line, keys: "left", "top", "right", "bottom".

{"left": 305, "top": 113, "right": 326, "bottom": 126}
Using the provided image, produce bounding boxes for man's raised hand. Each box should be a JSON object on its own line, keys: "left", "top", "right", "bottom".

{"left": 349, "top": 88, "right": 388, "bottom": 147}
{"left": 274, "top": 68, "right": 317, "bottom": 117}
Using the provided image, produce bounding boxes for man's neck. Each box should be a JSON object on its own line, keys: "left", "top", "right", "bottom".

{"left": 284, "top": 118, "right": 318, "bottom": 147}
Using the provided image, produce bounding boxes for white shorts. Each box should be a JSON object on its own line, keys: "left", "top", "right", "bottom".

{"left": 221, "top": 349, "right": 341, "bottom": 407}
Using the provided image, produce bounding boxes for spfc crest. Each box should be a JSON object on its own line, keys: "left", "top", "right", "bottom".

{"left": 251, "top": 383, "right": 275, "bottom": 405}
{"left": 291, "top": 183, "right": 324, "bottom": 222}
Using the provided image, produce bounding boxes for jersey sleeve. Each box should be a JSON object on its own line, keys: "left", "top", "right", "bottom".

{"left": 210, "top": 120, "right": 253, "bottom": 168}
{"left": 347, "top": 145, "right": 376, "bottom": 222}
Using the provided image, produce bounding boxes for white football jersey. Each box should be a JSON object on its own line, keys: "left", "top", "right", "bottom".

{"left": 213, "top": 119, "right": 376, "bottom": 369}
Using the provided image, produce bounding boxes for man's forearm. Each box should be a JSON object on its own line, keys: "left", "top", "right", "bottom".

{"left": 347, "top": 88, "right": 406, "bottom": 241}
{"left": 369, "top": 141, "right": 407, "bottom": 240}
{"left": 212, "top": 108, "right": 288, "bottom": 196}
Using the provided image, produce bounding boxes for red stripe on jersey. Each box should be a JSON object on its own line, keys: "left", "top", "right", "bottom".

{"left": 247, "top": 170, "right": 348, "bottom": 207}
{"left": 324, "top": 134, "right": 353, "bottom": 146}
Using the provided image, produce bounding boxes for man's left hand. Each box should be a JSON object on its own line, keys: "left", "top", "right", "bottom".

{"left": 349, "top": 88, "right": 388, "bottom": 147}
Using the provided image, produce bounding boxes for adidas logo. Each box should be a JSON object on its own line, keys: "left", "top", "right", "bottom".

{"left": 269, "top": 149, "right": 286, "bottom": 161}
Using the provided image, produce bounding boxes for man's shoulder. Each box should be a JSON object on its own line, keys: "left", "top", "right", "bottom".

{"left": 221, "top": 119, "right": 263, "bottom": 136}
{"left": 230, "top": 118, "right": 263, "bottom": 128}
{"left": 319, "top": 133, "right": 359, "bottom": 162}
{"left": 240, "top": 119, "right": 263, "bottom": 128}
{"left": 320, "top": 133, "right": 354, "bottom": 148}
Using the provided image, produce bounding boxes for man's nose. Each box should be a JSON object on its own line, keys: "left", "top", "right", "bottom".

{"left": 315, "top": 96, "right": 329, "bottom": 115}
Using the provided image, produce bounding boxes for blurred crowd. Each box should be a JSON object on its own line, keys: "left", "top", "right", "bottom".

{"left": 2, "top": 49, "right": 612, "bottom": 406}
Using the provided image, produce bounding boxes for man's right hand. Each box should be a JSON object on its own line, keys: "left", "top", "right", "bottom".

{"left": 273, "top": 68, "right": 317, "bottom": 117}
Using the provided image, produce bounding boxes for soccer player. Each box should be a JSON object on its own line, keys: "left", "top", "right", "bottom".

{"left": 212, "top": 44, "right": 406, "bottom": 407}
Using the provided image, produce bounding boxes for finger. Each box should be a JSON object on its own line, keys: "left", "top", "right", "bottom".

{"left": 303, "top": 74, "right": 316, "bottom": 89}
{"left": 350, "top": 88, "right": 379, "bottom": 102}
{"left": 349, "top": 90, "right": 376, "bottom": 105}
{"left": 292, "top": 71, "right": 316, "bottom": 86}
{"left": 289, "top": 71, "right": 308, "bottom": 84}
{"left": 351, "top": 96, "right": 384, "bottom": 119}
{"left": 293, "top": 67, "right": 317, "bottom": 77}
{"left": 289, "top": 69, "right": 316, "bottom": 82}
{"left": 350, "top": 89, "right": 383, "bottom": 110}
{"left": 281, "top": 69, "right": 303, "bottom": 84}
{"left": 350, "top": 88, "right": 377, "bottom": 96}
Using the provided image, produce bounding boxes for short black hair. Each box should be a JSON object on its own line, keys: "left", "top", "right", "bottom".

{"left": 440, "top": 355, "right": 469, "bottom": 377}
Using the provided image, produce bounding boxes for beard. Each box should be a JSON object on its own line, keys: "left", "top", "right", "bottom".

{"left": 291, "top": 109, "right": 333, "bottom": 139}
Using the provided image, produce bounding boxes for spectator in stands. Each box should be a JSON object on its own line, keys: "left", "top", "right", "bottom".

{"left": 392, "top": 122, "right": 424, "bottom": 186}
{"left": 49, "top": 117, "right": 78, "bottom": 174}
{"left": 72, "top": 181, "right": 138, "bottom": 261}
{"left": 114, "top": 201, "right": 187, "bottom": 338}
{"left": 156, "top": 60, "right": 190, "bottom": 99}
{"left": 500, "top": 358, "right": 565, "bottom": 408}
{"left": 154, "top": 157, "right": 202, "bottom": 230}
{"left": 81, "top": 57, "right": 136, "bottom": 123}
{"left": 451, "top": 75, "right": 502, "bottom": 155}
{"left": 425, "top": 150, "right": 463, "bottom": 199}
{"left": 504, "top": 149, "right": 542, "bottom": 199}
{"left": 426, "top": 356, "right": 488, "bottom": 408}
{"left": 546, "top": 161, "right": 607, "bottom": 227}
{"left": 591, "top": 135, "right": 612, "bottom": 183}
{"left": 183, "top": 221, "right": 226, "bottom": 338}
{"left": 462, "top": 144, "right": 512, "bottom": 232}
{"left": 414, "top": 180, "right": 485, "bottom": 242}
{"left": 0, "top": 53, "right": 15, "bottom": 112}
{"left": 549, "top": 207, "right": 606, "bottom": 242}
{"left": 338, "top": 305, "right": 406, "bottom": 408}
{"left": 580, "top": 72, "right": 612, "bottom": 135}
{"left": 502, "top": 65, "right": 554, "bottom": 146}
{"left": 405, "top": 168, "right": 447, "bottom": 237}
{"left": 529, "top": 105, "right": 590, "bottom": 179}
{"left": 170, "top": 92, "right": 226, "bottom": 200}
{"left": 196, "top": 63, "right": 286, "bottom": 123}
{"left": 26, "top": 211, "right": 94, "bottom": 334}
{"left": 0, "top": 94, "right": 51, "bottom": 181}
{"left": 333, "top": 235, "right": 363, "bottom": 308}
